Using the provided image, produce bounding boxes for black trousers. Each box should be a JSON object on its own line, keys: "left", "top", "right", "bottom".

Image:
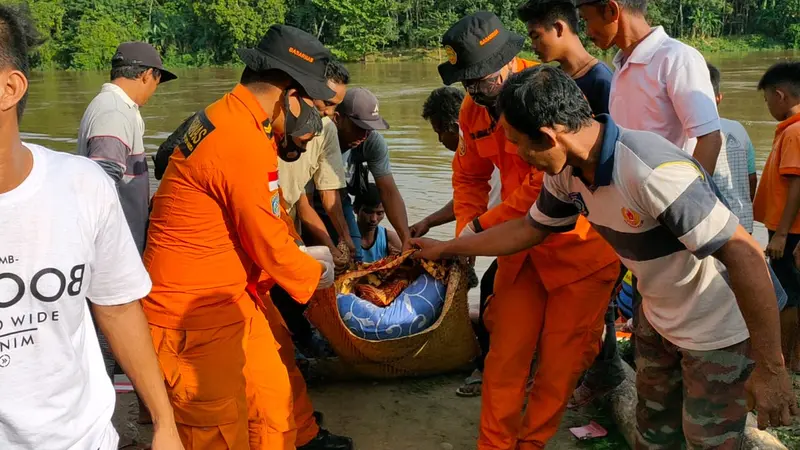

{"left": 474, "top": 259, "right": 498, "bottom": 371}
{"left": 271, "top": 284, "right": 315, "bottom": 354}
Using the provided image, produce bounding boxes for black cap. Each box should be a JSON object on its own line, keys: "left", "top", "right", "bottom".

{"left": 438, "top": 11, "right": 525, "bottom": 86}
{"left": 338, "top": 88, "right": 389, "bottom": 131}
{"left": 237, "top": 25, "right": 335, "bottom": 101}
{"left": 572, "top": 0, "right": 601, "bottom": 5}
{"left": 112, "top": 42, "right": 177, "bottom": 83}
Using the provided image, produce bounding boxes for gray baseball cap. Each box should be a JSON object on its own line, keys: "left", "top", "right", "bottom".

{"left": 112, "top": 42, "right": 177, "bottom": 83}
{"left": 339, "top": 87, "right": 389, "bottom": 130}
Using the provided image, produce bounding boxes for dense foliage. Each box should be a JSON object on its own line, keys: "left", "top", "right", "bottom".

{"left": 8, "top": 0, "right": 800, "bottom": 69}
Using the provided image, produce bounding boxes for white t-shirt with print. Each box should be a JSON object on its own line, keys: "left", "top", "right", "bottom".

{"left": 0, "top": 143, "right": 152, "bottom": 449}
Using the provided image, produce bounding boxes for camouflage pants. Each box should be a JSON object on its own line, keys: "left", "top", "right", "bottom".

{"left": 634, "top": 305, "right": 754, "bottom": 449}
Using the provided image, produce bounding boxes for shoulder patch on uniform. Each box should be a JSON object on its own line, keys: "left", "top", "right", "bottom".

{"left": 271, "top": 192, "right": 281, "bottom": 217}
{"left": 178, "top": 110, "right": 215, "bottom": 157}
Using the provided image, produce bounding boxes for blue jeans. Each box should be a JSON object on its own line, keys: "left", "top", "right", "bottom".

{"left": 312, "top": 191, "right": 363, "bottom": 261}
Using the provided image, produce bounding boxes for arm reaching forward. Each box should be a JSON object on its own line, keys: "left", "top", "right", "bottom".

{"left": 411, "top": 216, "right": 550, "bottom": 260}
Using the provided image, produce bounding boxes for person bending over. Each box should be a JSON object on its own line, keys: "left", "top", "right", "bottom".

{"left": 413, "top": 65, "right": 797, "bottom": 448}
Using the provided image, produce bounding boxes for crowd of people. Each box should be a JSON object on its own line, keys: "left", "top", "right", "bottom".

{"left": 0, "top": 0, "right": 799, "bottom": 449}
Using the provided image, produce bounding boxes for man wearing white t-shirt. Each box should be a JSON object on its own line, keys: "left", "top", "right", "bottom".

{"left": 0, "top": 6, "right": 181, "bottom": 449}
{"left": 577, "top": 0, "right": 723, "bottom": 174}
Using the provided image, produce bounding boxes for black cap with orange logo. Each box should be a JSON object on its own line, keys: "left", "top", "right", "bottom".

{"left": 437, "top": 11, "right": 525, "bottom": 86}
{"left": 237, "top": 25, "right": 335, "bottom": 101}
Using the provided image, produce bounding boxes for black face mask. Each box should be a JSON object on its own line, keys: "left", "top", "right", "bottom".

{"left": 464, "top": 73, "right": 504, "bottom": 108}
{"left": 278, "top": 91, "right": 323, "bottom": 162}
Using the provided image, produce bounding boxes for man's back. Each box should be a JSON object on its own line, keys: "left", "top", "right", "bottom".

{"left": 0, "top": 144, "right": 151, "bottom": 449}
{"left": 77, "top": 84, "right": 149, "bottom": 254}
{"left": 714, "top": 118, "right": 755, "bottom": 232}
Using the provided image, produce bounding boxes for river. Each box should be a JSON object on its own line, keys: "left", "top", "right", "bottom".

{"left": 20, "top": 51, "right": 798, "bottom": 308}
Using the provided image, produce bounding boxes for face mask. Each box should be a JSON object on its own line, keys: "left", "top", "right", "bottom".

{"left": 464, "top": 73, "right": 504, "bottom": 108}
{"left": 278, "top": 91, "right": 323, "bottom": 162}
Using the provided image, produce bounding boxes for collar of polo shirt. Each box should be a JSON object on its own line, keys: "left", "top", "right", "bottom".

{"left": 101, "top": 83, "right": 139, "bottom": 110}
{"left": 613, "top": 26, "right": 668, "bottom": 69}
{"left": 590, "top": 114, "right": 620, "bottom": 188}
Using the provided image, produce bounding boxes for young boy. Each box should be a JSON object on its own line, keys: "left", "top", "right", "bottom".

{"left": 754, "top": 61, "right": 800, "bottom": 372}
{"left": 356, "top": 183, "right": 402, "bottom": 263}
{"left": 518, "top": 0, "right": 612, "bottom": 115}
{"left": 708, "top": 62, "right": 758, "bottom": 233}
{"left": 518, "top": 0, "right": 625, "bottom": 409}
{"left": 412, "top": 65, "right": 798, "bottom": 446}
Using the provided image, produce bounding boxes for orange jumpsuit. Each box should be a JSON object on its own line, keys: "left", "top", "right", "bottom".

{"left": 143, "top": 83, "right": 321, "bottom": 449}
{"left": 454, "top": 58, "right": 619, "bottom": 449}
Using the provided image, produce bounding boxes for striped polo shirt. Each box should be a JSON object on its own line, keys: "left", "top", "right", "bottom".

{"left": 528, "top": 115, "right": 748, "bottom": 351}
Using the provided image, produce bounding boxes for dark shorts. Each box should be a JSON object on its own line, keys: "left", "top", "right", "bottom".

{"left": 768, "top": 231, "right": 800, "bottom": 308}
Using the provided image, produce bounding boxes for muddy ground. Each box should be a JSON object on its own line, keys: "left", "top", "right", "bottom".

{"left": 112, "top": 372, "right": 627, "bottom": 450}
{"left": 113, "top": 371, "right": 800, "bottom": 450}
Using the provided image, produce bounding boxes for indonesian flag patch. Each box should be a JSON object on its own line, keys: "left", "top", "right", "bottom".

{"left": 268, "top": 170, "right": 280, "bottom": 191}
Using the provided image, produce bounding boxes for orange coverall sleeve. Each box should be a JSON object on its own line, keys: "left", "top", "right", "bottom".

{"left": 210, "top": 134, "right": 321, "bottom": 304}
{"left": 477, "top": 169, "right": 544, "bottom": 230}
{"left": 452, "top": 116, "right": 495, "bottom": 235}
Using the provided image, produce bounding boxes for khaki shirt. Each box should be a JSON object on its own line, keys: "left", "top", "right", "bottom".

{"left": 279, "top": 117, "right": 346, "bottom": 214}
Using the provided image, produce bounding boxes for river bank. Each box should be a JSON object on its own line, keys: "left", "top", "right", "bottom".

{"left": 338, "top": 35, "right": 791, "bottom": 63}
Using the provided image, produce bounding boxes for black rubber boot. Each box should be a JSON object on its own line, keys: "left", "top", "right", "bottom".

{"left": 298, "top": 429, "right": 353, "bottom": 450}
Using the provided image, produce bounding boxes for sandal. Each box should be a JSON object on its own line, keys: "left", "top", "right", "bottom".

{"left": 456, "top": 370, "right": 483, "bottom": 397}
{"left": 567, "top": 380, "right": 613, "bottom": 409}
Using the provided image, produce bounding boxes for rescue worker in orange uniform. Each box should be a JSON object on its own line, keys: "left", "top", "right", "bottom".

{"left": 143, "top": 25, "right": 353, "bottom": 450}
{"left": 437, "top": 12, "right": 620, "bottom": 449}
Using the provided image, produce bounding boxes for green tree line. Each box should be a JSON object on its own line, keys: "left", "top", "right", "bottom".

{"left": 8, "top": 0, "right": 800, "bottom": 70}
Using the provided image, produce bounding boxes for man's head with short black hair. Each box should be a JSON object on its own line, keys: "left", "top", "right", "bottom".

{"left": 0, "top": 3, "right": 42, "bottom": 122}
{"left": 518, "top": 1, "right": 580, "bottom": 34}
{"left": 355, "top": 183, "right": 385, "bottom": 230}
{"left": 497, "top": 65, "right": 593, "bottom": 174}
{"left": 707, "top": 63, "right": 720, "bottom": 97}
{"left": 707, "top": 62, "right": 722, "bottom": 105}
{"left": 325, "top": 59, "right": 350, "bottom": 85}
{"left": 584, "top": 0, "right": 647, "bottom": 14}
{"left": 518, "top": 1, "right": 583, "bottom": 64}
{"left": 577, "top": 0, "right": 649, "bottom": 51}
{"left": 758, "top": 61, "right": 800, "bottom": 122}
{"left": 422, "top": 86, "right": 464, "bottom": 152}
{"left": 314, "top": 59, "right": 350, "bottom": 117}
{"left": 110, "top": 65, "right": 161, "bottom": 83}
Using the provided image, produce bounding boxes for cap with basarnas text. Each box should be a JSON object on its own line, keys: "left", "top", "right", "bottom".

{"left": 438, "top": 11, "right": 525, "bottom": 86}
{"left": 237, "top": 25, "right": 335, "bottom": 101}
{"left": 112, "top": 42, "right": 177, "bottom": 83}
{"left": 339, "top": 88, "right": 389, "bottom": 131}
